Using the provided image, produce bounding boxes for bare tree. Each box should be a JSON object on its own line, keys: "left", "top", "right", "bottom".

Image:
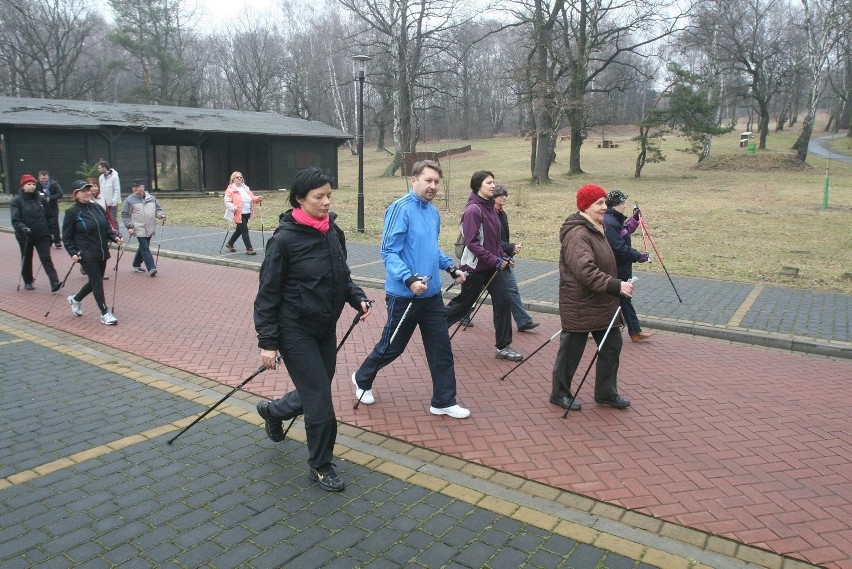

{"left": 218, "top": 18, "right": 286, "bottom": 112}
{"left": 793, "top": 0, "right": 847, "bottom": 159}
{"left": 0, "top": 0, "right": 102, "bottom": 99}
{"left": 339, "top": 0, "right": 467, "bottom": 176}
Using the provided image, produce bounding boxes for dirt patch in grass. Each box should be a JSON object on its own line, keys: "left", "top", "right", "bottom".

{"left": 692, "top": 153, "right": 813, "bottom": 172}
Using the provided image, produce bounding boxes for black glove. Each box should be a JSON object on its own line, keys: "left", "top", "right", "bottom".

{"left": 632, "top": 207, "right": 641, "bottom": 222}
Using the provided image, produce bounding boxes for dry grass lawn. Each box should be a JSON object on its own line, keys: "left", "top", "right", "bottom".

{"left": 159, "top": 126, "right": 852, "bottom": 294}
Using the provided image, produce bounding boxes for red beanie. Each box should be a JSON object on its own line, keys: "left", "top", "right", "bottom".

{"left": 20, "top": 174, "right": 37, "bottom": 187}
{"left": 576, "top": 184, "right": 607, "bottom": 212}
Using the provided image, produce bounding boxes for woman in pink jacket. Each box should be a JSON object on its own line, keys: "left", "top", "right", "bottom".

{"left": 224, "top": 171, "right": 262, "bottom": 255}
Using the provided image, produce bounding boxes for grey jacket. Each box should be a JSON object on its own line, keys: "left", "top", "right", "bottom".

{"left": 121, "top": 192, "right": 164, "bottom": 237}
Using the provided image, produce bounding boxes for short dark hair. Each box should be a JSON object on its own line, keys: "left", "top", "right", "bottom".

{"left": 289, "top": 167, "right": 334, "bottom": 208}
{"left": 470, "top": 170, "right": 495, "bottom": 192}
{"left": 97, "top": 160, "right": 110, "bottom": 169}
{"left": 493, "top": 184, "right": 508, "bottom": 197}
{"left": 411, "top": 160, "right": 442, "bottom": 178}
{"left": 37, "top": 170, "right": 49, "bottom": 177}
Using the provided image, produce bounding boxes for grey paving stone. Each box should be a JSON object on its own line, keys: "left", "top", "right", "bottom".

{"left": 454, "top": 541, "right": 498, "bottom": 567}
{"left": 567, "top": 543, "right": 606, "bottom": 567}
{"left": 603, "top": 552, "right": 639, "bottom": 569}
{"left": 211, "top": 542, "right": 264, "bottom": 569}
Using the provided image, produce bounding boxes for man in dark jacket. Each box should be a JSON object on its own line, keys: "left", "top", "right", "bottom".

{"left": 11, "top": 174, "right": 60, "bottom": 291}
{"left": 603, "top": 190, "right": 651, "bottom": 342}
{"left": 37, "top": 171, "right": 63, "bottom": 247}
{"left": 551, "top": 184, "right": 634, "bottom": 412}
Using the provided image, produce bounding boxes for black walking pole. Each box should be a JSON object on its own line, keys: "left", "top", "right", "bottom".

{"left": 259, "top": 201, "right": 265, "bottom": 250}
{"left": 219, "top": 225, "right": 231, "bottom": 254}
{"left": 110, "top": 241, "right": 126, "bottom": 314}
{"left": 167, "top": 357, "right": 282, "bottom": 445}
{"left": 16, "top": 235, "right": 29, "bottom": 291}
{"left": 561, "top": 306, "right": 621, "bottom": 419}
{"left": 498, "top": 329, "right": 561, "bottom": 381}
{"left": 449, "top": 270, "right": 499, "bottom": 341}
{"left": 155, "top": 218, "right": 165, "bottom": 264}
{"left": 44, "top": 259, "right": 77, "bottom": 317}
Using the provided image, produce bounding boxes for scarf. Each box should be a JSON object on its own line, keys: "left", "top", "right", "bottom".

{"left": 578, "top": 211, "right": 605, "bottom": 236}
{"left": 292, "top": 206, "right": 330, "bottom": 234}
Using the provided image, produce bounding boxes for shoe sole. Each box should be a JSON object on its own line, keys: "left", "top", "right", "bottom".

{"left": 496, "top": 354, "right": 523, "bottom": 362}
{"left": 429, "top": 407, "right": 471, "bottom": 419}
{"left": 256, "top": 401, "right": 286, "bottom": 442}
{"left": 594, "top": 399, "right": 631, "bottom": 409}
{"left": 549, "top": 398, "right": 581, "bottom": 411}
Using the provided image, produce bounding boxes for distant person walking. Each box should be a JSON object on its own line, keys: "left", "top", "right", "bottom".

{"left": 493, "top": 184, "right": 539, "bottom": 332}
{"left": 445, "top": 171, "right": 523, "bottom": 362}
{"left": 254, "top": 168, "right": 371, "bottom": 492}
{"left": 11, "top": 174, "right": 60, "bottom": 291}
{"left": 97, "top": 161, "right": 121, "bottom": 232}
{"left": 351, "top": 160, "right": 470, "bottom": 419}
{"left": 37, "top": 170, "right": 63, "bottom": 247}
{"left": 224, "top": 171, "right": 262, "bottom": 255}
{"left": 551, "top": 184, "right": 634, "bottom": 412}
{"left": 63, "top": 180, "right": 123, "bottom": 325}
{"left": 603, "top": 190, "right": 651, "bottom": 342}
{"left": 122, "top": 179, "right": 166, "bottom": 276}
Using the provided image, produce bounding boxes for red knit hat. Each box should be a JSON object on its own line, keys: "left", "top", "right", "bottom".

{"left": 576, "top": 184, "right": 607, "bottom": 212}
{"left": 20, "top": 174, "right": 37, "bottom": 187}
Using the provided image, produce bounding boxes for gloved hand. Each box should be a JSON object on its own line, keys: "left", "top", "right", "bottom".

{"left": 638, "top": 252, "right": 650, "bottom": 263}
{"left": 632, "top": 207, "right": 641, "bottom": 221}
{"left": 623, "top": 218, "right": 639, "bottom": 235}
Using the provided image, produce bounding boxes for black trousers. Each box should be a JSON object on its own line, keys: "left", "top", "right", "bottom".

{"left": 47, "top": 207, "right": 61, "bottom": 244}
{"left": 445, "top": 270, "right": 512, "bottom": 350}
{"left": 17, "top": 235, "right": 59, "bottom": 286}
{"left": 268, "top": 323, "right": 337, "bottom": 469}
{"left": 228, "top": 214, "right": 252, "bottom": 249}
{"left": 73, "top": 257, "right": 109, "bottom": 314}
{"left": 551, "top": 328, "right": 623, "bottom": 402}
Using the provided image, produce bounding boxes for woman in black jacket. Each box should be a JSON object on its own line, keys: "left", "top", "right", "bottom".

{"left": 254, "top": 168, "right": 371, "bottom": 492}
{"left": 11, "top": 174, "right": 60, "bottom": 291}
{"left": 62, "top": 180, "right": 123, "bottom": 325}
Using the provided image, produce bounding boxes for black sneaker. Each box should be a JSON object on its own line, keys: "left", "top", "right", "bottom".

{"left": 24, "top": 282, "right": 35, "bottom": 290}
{"left": 50, "top": 282, "right": 62, "bottom": 292}
{"left": 256, "top": 400, "right": 285, "bottom": 442}
{"left": 594, "top": 395, "right": 631, "bottom": 409}
{"left": 549, "top": 395, "right": 581, "bottom": 411}
{"left": 310, "top": 463, "right": 345, "bottom": 492}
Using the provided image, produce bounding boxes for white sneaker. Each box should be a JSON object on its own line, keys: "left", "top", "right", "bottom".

{"left": 429, "top": 404, "right": 471, "bottom": 419}
{"left": 352, "top": 372, "right": 374, "bottom": 405}
{"left": 100, "top": 311, "right": 118, "bottom": 325}
{"left": 68, "top": 295, "right": 82, "bottom": 316}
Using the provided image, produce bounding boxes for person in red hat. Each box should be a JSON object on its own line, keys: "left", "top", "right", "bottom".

{"left": 550, "top": 184, "right": 635, "bottom": 412}
{"left": 10, "top": 174, "right": 61, "bottom": 291}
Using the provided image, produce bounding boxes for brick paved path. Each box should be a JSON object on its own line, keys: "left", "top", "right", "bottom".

{"left": 1, "top": 233, "right": 848, "bottom": 567}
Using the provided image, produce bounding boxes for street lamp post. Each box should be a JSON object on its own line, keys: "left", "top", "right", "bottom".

{"left": 353, "top": 54, "right": 371, "bottom": 233}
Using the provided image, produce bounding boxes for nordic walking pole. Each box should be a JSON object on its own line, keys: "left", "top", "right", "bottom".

{"left": 110, "top": 240, "right": 126, "bottom": 314}
{"left": 498, "top": 329, "right": 561, "bottom": 381}
{"left": 219, "top": 225, "right": 232, "bottom": 254}
{"left": 353, "top": 291, "right": 421, "bottom": 411}
{"left": 635, "top": 202, "right": 650, "bottom": 255}
{"left": 44, "top": 259, "right": 77, "bottom": 317}
{"left": 259, "top": 200, "right": 265, "bottom": 250}
{"left": 562, "top": 306, "right": 621, "bottom": 419}
{"left": 155, "top": 218, "right": 165, "bottom": 264}
{"left": 17, "top": 235, "right": 29, "bottom": 291}
{"left": 167, "top": 357, "right": 282, "bottom": 445}
{"left": 449, "top": 269, "right": 499, "bottom": 340}
{"left": 639, "top": 215, "right": 682, "bottom": 303}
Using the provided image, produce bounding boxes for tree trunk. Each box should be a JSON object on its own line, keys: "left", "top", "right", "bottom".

{"left": 757, "top": 99, "right": 770, "bottom": 149}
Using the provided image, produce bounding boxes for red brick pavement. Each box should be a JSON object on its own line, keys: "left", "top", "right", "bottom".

{"left": 4, "top": 234, "right": 851, "bottom": 568}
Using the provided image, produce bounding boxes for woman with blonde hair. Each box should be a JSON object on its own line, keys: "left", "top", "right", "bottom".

{"left": 223, "top": 171, "right": 262, "bottom": 255}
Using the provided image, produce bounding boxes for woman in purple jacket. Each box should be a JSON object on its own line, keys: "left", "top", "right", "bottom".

{"left": 445, "top": 170, "right": 523, "bottom": 362}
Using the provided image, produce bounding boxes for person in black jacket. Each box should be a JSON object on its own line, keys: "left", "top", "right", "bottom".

{"left": 603, "top": 190, "right": 651, "bottom": 342}
{"left": 11, "top": 174, "right": 60, "bottom": 291}
{"left": 37, "top": 170, "right": 63, "bottom": 247}
{"left": 254, "top": 168, "right": 372, "bottom": 492}
{"left": 62, "top": 180, "right": 123, "bottom": 325}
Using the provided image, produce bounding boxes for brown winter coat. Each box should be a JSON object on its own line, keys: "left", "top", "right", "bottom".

{"left": 558, "top": 212, "right": 623, "bottom": 332}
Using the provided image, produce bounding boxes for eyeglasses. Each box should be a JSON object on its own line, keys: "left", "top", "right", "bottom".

{"left": 234, "top": 176, "right": 243, "bottom": 179}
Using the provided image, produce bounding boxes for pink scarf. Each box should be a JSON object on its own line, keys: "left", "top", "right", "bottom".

{"left": 292, "top": 206, "right": 330, "bottom": 234}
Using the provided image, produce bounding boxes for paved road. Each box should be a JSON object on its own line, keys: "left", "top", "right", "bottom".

{"left": 808, "top": 134, "right": 852, "bottom": 164}
{"left": 1, "top": 227, "right": 848, "bottom": 568}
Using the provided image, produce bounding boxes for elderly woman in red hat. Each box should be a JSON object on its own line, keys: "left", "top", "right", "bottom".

{"left": 10, "top": 174, "right": 61, "bottom": 291}
{"left": 550, "top": 184, "right": 635, "bottom": 412}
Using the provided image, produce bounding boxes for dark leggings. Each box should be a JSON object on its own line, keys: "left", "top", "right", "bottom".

{"left": 73, "top": 257, "right": 109, "bottom": 314}
{"left": 228, "top": 213, "right": 252, "bottom": 249}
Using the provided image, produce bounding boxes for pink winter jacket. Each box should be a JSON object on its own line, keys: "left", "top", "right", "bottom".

{"left": 224, "top": 184, "right": 261, "bottom": 223}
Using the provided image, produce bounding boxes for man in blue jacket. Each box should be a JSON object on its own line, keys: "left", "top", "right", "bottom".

{"left": 351, "top": 160, "right": 470, "bottom": 419}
